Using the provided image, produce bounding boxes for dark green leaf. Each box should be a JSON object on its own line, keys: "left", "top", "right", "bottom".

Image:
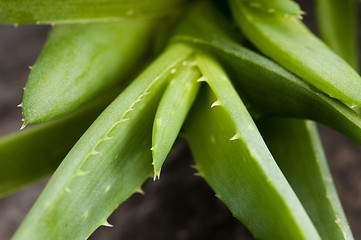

{"left": 259, "top": 118, "right": 354, "bottom": 240}
{"left": 184, "top": 85, "right": 320, "bottom": 240}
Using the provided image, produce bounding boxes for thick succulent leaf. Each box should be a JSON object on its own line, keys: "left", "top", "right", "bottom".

{"left": 230, "top": 0, "right": 361, "bottom": 107}
{"left": 172, "top": 4, "right": 361, "bottom": 147}
{"left": 184, "top": 86, "right": 320, "bottom": 240}
{"left": 13, "top": 43, "right": 194, "bottom": 240}
{"left": 22, "top": 20, "right": 152, "bottom": 125}
{"left": 242, "top": 0, "right": 303, "bottom": 17}
{"left": 186, "top": 54, "right": 321, "bottom": 240}
{"left": 315, "top": 0, "right": 359, "bottom": 70}
{"left": 152, "top": 64, "right": 200, "bottom": 179}
{"left": 259, "top": 118, "right": 354, "bottom": 240}
{"left": 0, "top": 89, "right": 119, "bottom": 198}
{"left": 0, "top": 0, "right": 185, "bottom": 24}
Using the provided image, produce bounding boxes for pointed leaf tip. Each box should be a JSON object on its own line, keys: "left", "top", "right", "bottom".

{"left": 20, "top": 121, "right": 27, "bottom": 130}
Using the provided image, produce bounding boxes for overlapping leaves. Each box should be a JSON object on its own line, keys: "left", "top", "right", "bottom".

{"left": 0, "top": 0, "right": 359, "bottom": 239}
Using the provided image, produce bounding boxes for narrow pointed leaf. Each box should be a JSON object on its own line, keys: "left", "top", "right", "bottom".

{"left": 184, "top": 86, "right": 320, "bottom": 240}
{"left": 242, "top": 0, "right": 303, "bottom": 17}
{"left": 152, "top": 64, "right": 200, "bottom": 179}
{"left": 0, "top": 0, "right": 186, "bottom": 24}
{"left": 187, "top": 54, "right": 321, "bottom": 239}
{"left": 13, "top": 43, "right": 194, "bottom": 240}
{"left": 0, "top": 89, "right": 118, "bottom": 198}
{"left": 172, "top": 4, "right": 361, "bottom": 147}
{"left": 259, "top": 118, "right": 354, "bottom": 240}
{"left": 22, "top": 20, "right": 153, "bottom": 124}
{"left": 315, "top": 0, "right": 359, "bottom": 70}
{"left": 230, "top": 0, "right": 361, "bottom": 107}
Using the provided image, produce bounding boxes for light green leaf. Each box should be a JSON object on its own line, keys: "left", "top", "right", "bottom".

{"left": 230, "top": 0, "right": 361, "bottom": 107}
{"left": 13, "top": 43, "right": 194, "bottom": 240}
{"left": 0, "top": 89, "right": 118, "bottom": 198}
{"left": 22, "top": 20, "right": 153, "bottom": 124}
{"left": 242, "top": 0, "right": 303, "bottom": 17}
{"left": 185, "top": 54, "right": 321, "bottom": 240}
{"left": 258, "top": 118, "right": 354, "bottom": 240}
{"left": 152, "top": 63, "right": 200, "bottom": 179}
{"left": 172, "top": 3, "right": 361, "bottom": 147}
{"left": 314, "top": 0, "right": 359, "bottom": 70}
{"left": 0, "top": 0, "right": 185, "bottom": 24}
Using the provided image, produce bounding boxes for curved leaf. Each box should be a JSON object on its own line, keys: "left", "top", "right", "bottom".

{"left": 22, "top": 20, "right": 153, "bottom": 124}
{"left": 13, "top": 43, "right": 194, "bottom": 240}
{"left": 152, "top": 63, "right": 200, "bottom": 179}
{"left": 172, "top": 4, "right": 361, "bottom": 147}
{"left": 259, "top": 118, "right": 354, "bottom": 240}
{"left": 185, "top": 54, "right": 321, "bottom": 240}
{"left": 230, "top": 0, "right": 361, "bottom": 107}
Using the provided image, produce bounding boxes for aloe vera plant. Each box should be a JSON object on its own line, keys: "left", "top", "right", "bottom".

{"left": 0, "top": 0, "right": 360, "bottom": 239}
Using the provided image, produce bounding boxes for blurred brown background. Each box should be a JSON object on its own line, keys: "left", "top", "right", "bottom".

{"left": 0, "top": 1, "right": 360, "bottom": 239}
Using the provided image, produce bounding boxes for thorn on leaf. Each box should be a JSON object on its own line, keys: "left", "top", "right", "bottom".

{"left": 101, "top": 220, "right": 113, "bottom": 228}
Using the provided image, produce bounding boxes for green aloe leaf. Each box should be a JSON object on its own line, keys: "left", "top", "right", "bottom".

{"left": 13, "top": 43, "right": 194, "bottom": 240}
{"left": 0, "top": 88, "right": 119, "bottom": 198}
{"left": 185, "top": 54, "right": 321, "bottom": 240}
{"left": 152, "top": 63, "right": 200, "bottom": 179}
{"left": 172, "top": 4, "right": 361, "bottom": 147}
{"left": 0, "top": 0, "right": 185, "bottom": 24}
{"left": 230, "top": 0, "right": 361, "bottom": 107}
{"left": 242, "top": 0, "right": 303, "bottom": 17}
{"left": 315, "top": 0, "right": 359, "bottom": 70}
{"left": 22, "top": 20, "right": 153, "bottom": 125}
{"left": 259, "top": 118, "right": 354, "bottom": 240}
